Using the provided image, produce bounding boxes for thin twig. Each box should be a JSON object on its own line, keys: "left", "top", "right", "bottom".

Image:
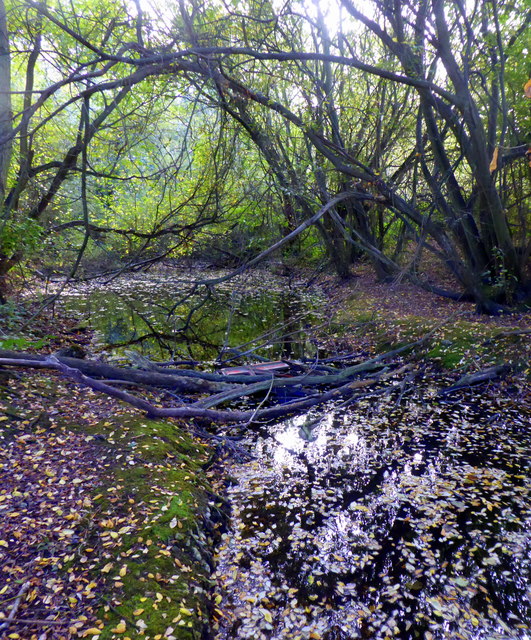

{"left": 1, "top": 618, "right": 70, "bottom": 626}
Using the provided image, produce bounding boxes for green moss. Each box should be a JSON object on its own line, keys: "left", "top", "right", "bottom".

{"left": 332, "top": 304, "right": 529, "bottom": 372}
{"left": 74, "top": 417, "right": 218, "bottom": 639}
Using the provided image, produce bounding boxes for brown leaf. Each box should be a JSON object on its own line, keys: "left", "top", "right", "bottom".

{"left": 489, "top": 146, "right": 499, "bottom": 173}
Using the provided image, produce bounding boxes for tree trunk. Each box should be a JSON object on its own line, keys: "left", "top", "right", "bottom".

{"left": 0, "top": 0, "right": 11, "bottom": 206}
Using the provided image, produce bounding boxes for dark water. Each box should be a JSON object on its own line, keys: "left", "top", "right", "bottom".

{"left": 57, "top": 272, "right": 322, "bottom": 363}
{"left": 213, "top": 380, "right": 531, "bottom": 640}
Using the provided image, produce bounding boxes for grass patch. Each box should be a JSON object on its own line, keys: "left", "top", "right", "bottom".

{"left": 334, "top": 293, "right": 530, "bottom": 373}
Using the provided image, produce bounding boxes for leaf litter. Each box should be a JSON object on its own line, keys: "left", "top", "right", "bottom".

{"left": 0, "top": 369, "right": 218, "bottom": 640}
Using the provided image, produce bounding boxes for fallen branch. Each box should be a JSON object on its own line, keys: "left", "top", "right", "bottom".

{"left": 0, "top": 353, "right": 402, "bottom": 423}
{"left": 0, "top": 350, "right": 229, "bottom": 393}
{"left": 0, "top": 315, "right": 459, "bottom": 424}
{"left": 0, "top": 618, "right": 69, "bottom": 626}
{"left": 0, "top": 582, "right": 30, "bottom": 634}
{"left": 42, "top": 356, "right": 405, "bottom": 424}
{"left": 484, "top": 328, "right": 531, "bottom": 341}
{"left": 438, "top": 364, "right": 510, "bottom": 395}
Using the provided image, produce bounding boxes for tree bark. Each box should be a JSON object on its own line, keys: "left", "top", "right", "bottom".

{"left": 0, "top": 350, "right": 229, "bottom": 393}
{"left": 0, "top": 0, "right": 10, "bottom": 205}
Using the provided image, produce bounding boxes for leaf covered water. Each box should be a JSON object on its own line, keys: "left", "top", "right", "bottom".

{"left": 213, "top": 379, "right": 531, "bottom": 640}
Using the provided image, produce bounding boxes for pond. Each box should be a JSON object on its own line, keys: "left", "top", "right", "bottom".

{"left": 57, "top": 270, "right": 324, "bottom": 363}
{"left": 56, "top": 271, "right": 531, "bottom": 640}
{"left": 213, "top": 379, "right": 531, "bottom": 640}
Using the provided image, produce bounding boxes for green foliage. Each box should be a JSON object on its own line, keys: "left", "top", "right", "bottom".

{"left": 2, "top": 0, "right": 529, "bottom": 308}
{"left": 0, "top": 217, "right": 43, "bottom": 256}
{"left": 0, "top": 300, "right": 27, "bottom": 330}
{"left": 0, "top": 334, "right": 50, "bottom": 350}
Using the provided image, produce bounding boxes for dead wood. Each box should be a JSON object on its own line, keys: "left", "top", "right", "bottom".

{"left": 438, "top": 364, "right": 511, "bottom": 395}
{"left": 0, "top": 318, "right": 456, "bottom": 425}
{"left": 0, "top": 349, "right": 228, "bottom": 393}
{"left": 0, "top": 582, "right": 30, "bottom": 634}
{"left": 27, "top": 356, "right": 404, "bottom": 424}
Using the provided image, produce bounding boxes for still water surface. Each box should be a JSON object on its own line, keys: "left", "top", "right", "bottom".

{"left": 58, "top": 272, "right": 322, "bottom": 362}
{"left": 214, "top": 385, "right": 531, "bottom": 640}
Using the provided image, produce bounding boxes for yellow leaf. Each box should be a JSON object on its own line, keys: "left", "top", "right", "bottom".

{"left": 83, "top": 628, "right": 103, "bottom": 636}
{"left": 0, "top": 540, "right": 9, "bottom": 547}
{"left": 133, "top": 609, "right": 144, "bottom": 616}
{"left": 101, "top": 563, "right": 113, "bottom": 573}
{"left": 524, "top": 79, "right": 531, "bottom": 98}
{"left": 111, "top": 621, "right": 127, "bottom": 633}
{"left": 119, "top": 565, "right": 127, "bottom": 577}
{"left": 263, "top": 610, "right": 273, "bottom": 623}
{"left": 489, "top": 146, "right": 499, "bottom": 173}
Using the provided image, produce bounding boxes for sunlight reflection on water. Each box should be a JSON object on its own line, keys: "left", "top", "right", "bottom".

{"left": 214, "top": 387, "right": 531, "bottom": 640}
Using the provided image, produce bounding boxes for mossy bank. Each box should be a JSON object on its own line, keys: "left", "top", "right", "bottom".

{"left": 78, "top": 417, "right": 226, "bottom": 640}
{"left": 0, "top": 368, "right": 227, "bottom": 640}
{"left": 333, "top": 291, "right": 530, "bottom": 374}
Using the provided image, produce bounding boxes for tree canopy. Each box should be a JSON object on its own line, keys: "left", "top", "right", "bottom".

{"left": 0, "top": 0, "right": 530, "bottom": 312}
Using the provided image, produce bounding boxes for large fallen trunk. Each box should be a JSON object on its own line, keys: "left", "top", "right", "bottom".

{"left": 1, "top": 317, "right": 501, "bottom": 425}
{"left": 0, "top": 347, "right": 416, "bottom": 424}
{"left": 0, "top": 349, "right": 229, "bottom": 393}
{"left": 37, "top": 356, "right": 407, "bottom": 423}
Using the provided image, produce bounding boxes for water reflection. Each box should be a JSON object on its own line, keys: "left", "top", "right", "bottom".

{"left": 214, "top": 384, "right": 531, "bottom": 640}
{"left": 57, "top": 273, "right": 322, "bottom": 362}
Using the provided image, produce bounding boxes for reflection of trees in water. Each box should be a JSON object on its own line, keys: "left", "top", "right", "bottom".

{"left": 101, "top": 292, "right": 224, "bottom": 360}
{"left": 65, "top": 282, "right": 321, "bottom": 362}
{"left": 217, "top": 294, "right": 319, "bottom": 363}
{"left": 278, "top": 294, "right": 317, "bottom": 360}
{"left": 105, "top": 317, "right": 135, "bottom": 345}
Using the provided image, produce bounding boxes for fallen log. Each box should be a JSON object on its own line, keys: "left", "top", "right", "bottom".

{"left": 44, "top": 356, "right": 406, "bottom": 424}
{"left": 0, "top": 317, "right": 456, "bottom": 425}
{"left": 0, "top": 350, "right": 228, "bottom": 393}
{"left": 0, "top": 324, "right": 444, "bottom": 410}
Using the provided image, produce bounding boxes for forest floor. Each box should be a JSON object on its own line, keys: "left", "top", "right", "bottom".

{"left": 311, "top": 262, "right": 530, "bottom": 381}
{"left": 0, "top": 263, "right": 529, "bottom": 640}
